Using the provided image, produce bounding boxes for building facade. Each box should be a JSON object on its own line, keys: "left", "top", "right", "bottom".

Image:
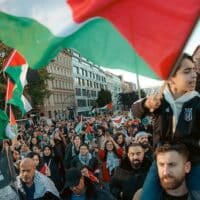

{"left": 41, "top": 49, "right": 137, "bottom": 118}
{"left": 122, "top": 80, "right": 136, "bottom": 93}
{"left": 71, "top": 50, "right": 107, "bottom": 115}
{"left": 43, "top": 49, "right": 75, "bottom": 120}
{"left": 104, "top": 71, "right": 122, "bottom": 110}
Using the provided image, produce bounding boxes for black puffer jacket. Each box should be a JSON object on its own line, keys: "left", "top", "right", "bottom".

{"left": 110, "top": 156, "right": 151, "bottom": 200}
{"left": 132, "top": 94, "right": 200, "bottom": 163}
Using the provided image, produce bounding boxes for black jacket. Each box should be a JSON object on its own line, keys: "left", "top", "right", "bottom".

{"left": 110, "top": 156, "right": 151, "bottom": 200}
{"left": 64, "top": 143, "right": 79, "bottom": 169}
{"left": 61, "top": 177, "right": 115, "bottom": 200}
{"left": 132, "top": 95, "right": 200, "bottom": 163}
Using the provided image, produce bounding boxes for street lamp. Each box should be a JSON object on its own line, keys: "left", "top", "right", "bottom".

{"left": 61, "top": 94, "right": 75, "bottom": 120}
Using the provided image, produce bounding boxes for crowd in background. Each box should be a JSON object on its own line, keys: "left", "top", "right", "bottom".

{"left": 2, "top": 112, "right": 154, "bottom": 200}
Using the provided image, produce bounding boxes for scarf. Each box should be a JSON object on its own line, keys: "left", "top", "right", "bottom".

{"left": 72, "top": 145, "right": 79, "bottom": 157}
{"left": 78, "top": 153, "right": 92, "bottom": 166}
{"left": 106, "top": 152, "right": 120, "bottom": 175}
{"left": 16, "top": 171, "right": 59, "bottom": 199}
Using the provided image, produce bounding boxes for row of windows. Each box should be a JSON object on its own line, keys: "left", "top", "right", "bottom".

{"left": 74, "top": 77, "right": 106, "bottom": 89}
{"left": 48, "top": 65, "right": 72, "bottom": 76}
{"left": 52, "top": 94, "right": 74, "bottom": 104}
{"left": 54, "top": 54, "right": 71, "bottom": 65}
{"left": 52, "top": 79, "right": 73, "bottom": 90}
{"left": 77, "top": 99, "right": 96, "bottom": 107}
{"left": 73, "top": 66, "right": 106, "bottom": 82}
{"left": 75, "top": 88, "right": 97, "bottom": 97}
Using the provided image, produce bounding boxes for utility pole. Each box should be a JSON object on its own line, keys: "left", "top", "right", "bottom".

{"left": 136, "top": 73, "right": 141, "bottom": 99}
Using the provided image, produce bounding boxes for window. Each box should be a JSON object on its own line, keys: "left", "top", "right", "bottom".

{"left": 82, "top": 79, "right": 85, "bottom": 86}
{"left": 78, "top": 78, "right": 81, "bottom": 85}
{"left": 77, "top": 99, "right": 87, "bottom": 107}
{"left": 82, "top": 89, "right": 87, "bottom": 96}
{"left": 76, "top": 88, "right": 81, "bottom": 96}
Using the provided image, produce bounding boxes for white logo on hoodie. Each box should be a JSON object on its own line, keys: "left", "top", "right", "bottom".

{"left": 184, "top": 108, "right": 192, "bottom": 121}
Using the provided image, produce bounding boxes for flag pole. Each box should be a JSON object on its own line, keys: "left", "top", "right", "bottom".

{"left": 4, "top": 77, "right": 10, "bottom": 112}
{"left": 136, "top": 73, "right": 141, "bottom": 98}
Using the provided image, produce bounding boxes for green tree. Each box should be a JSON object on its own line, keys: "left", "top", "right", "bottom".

{"left": 0, "top": 41, "right": 13, "bottom": 110}
{"left": 96, "top": 88, "right": 112, "bottom": 107}
{"left": 26, "top": 68, "right": 52, "bottom": 108}
{"left": 118, "top": 90, "right": 146, "bottom": 110}
{"left": 0, "top": 74, "right": 6, "bottom": 110}
{"left": 0, "top": 41, "right": 13, "bottom": 68}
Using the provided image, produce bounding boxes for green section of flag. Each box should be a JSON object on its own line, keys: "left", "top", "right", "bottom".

{"left": 0, "top": 109, "right": 9, "bottom": 140}
{"left": 0, "top": 12, "right": 158, "bottom": 79}
{"left": 7, "top": 84, "right": 24, "bottom": 114}
{"left": 75, "top": 122, "right": 83, "bottom": 135}
{"left": 5, "top": 123, "right": 18, "bottom": 140}
{"left": 5, "top": 66, "right": 22, "bottom": 82}
{"left": 64, "top": 19, "right": 158, "bottom": 79}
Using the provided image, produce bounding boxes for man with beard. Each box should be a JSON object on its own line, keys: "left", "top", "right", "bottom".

{"left": 133, "top": 143, "right": 200, "bottom": 200}
{"left": 135, "top": 131, "right": 153, "bottom": 161}
{"left": 110, "top": 143, "right": 151, "bottom": 200}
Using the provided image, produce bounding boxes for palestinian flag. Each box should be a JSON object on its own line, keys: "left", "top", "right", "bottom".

{"left": 100, "top": 103, "right": 113, "bottom": 110}
{"left": 0, "top": 109, "right": 9, "bottom": 140}
{"left": 6, "top": 78, "right": 32, "bottom": 115}
{"left": 112, "top": 116, "right": 122, "bottom": 124}
{"left": 85, "top": 122, "right": 93, "bottom": 134}
{"left": 3, "top": 50, "right": 28, "bottom": 90}
{"left": 0, "top": 1, "right": 199, "bottom": 79}
{"left": 5, "top": 106, "right": 18, "bottom": 140}
{"left": 75, "top": 115, "right": 83, "bottom": 135}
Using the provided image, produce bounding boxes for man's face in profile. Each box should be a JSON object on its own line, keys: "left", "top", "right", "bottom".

{"left": 157, "top": 151, "right": 191, "bottom": 190}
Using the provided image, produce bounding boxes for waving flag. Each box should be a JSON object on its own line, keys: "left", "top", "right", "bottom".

{"left": 3, "top": 50, "right": 28, "bottom": 89}
{"left": 0, "top": 0, "right": 199, "bottom": 79}
{"left": 5, "top": 106, "right": 18, "bottom": 140}
{"left": 99, "top": 103, "right": 113, "bottom": 110}
{"left": 6, "top": 78, "right": 32, "bottom": 115}
{"left": 0, "top": 109, "right": 9, "bottom": 140}
{"left": 75, "top": 115, "right": 83, "bottom": 135}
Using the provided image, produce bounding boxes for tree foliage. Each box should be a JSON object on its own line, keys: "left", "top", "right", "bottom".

{"left": 96, "top": 88, "right": 112, "bottom": 107}
{"left": 26, "top": 68, "right": 52, "bottom": 108}
{"left": 118, "top": 89, "right": 146, "bottom": 110}
{"left": 0, "top": 41, "right": 13, "bottom": 109}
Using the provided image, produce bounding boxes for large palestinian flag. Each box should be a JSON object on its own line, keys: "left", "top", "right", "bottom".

{"left": 0, "top": 0, "right": 199, "bottom": 79}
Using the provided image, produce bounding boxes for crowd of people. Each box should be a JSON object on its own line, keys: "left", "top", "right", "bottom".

{"left": 1, "top": 112, "right": 155, "bottom": 200}
{"left": 0, "top": 51, "right": 200, "bottom": 200}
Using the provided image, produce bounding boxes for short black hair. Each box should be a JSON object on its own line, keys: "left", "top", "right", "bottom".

{"left": 80, "top": 143, "right": 89, "bottom": 149}
{"left": 172, "top": 53, "right": 194, "bottom": 76}
{"left": 154, "top": 142, "right": 189, "bottom": 161}
{"left": 127, "top": 142, "right": 144, "bottom": 152}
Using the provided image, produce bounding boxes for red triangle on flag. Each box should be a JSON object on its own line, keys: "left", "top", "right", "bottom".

{"left": 6, "top": 78, "right": 15, "bottom": 102}
{"left": 107, "top": 103, "right": 113, "bottom": 110}
{"left": 9, "top": 106, "right": 17, "bottom": 126}
{"left": 3, "top": 50, "right": 26, "bottom": 71}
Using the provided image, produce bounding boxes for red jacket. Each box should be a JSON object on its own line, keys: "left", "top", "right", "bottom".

{"left": 98, "top": 148, "right": 123, "bottom": 182}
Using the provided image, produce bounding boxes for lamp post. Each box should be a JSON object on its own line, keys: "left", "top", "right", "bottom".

{"left": 61, "top": 94, "right": 76, "bottom": 120}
